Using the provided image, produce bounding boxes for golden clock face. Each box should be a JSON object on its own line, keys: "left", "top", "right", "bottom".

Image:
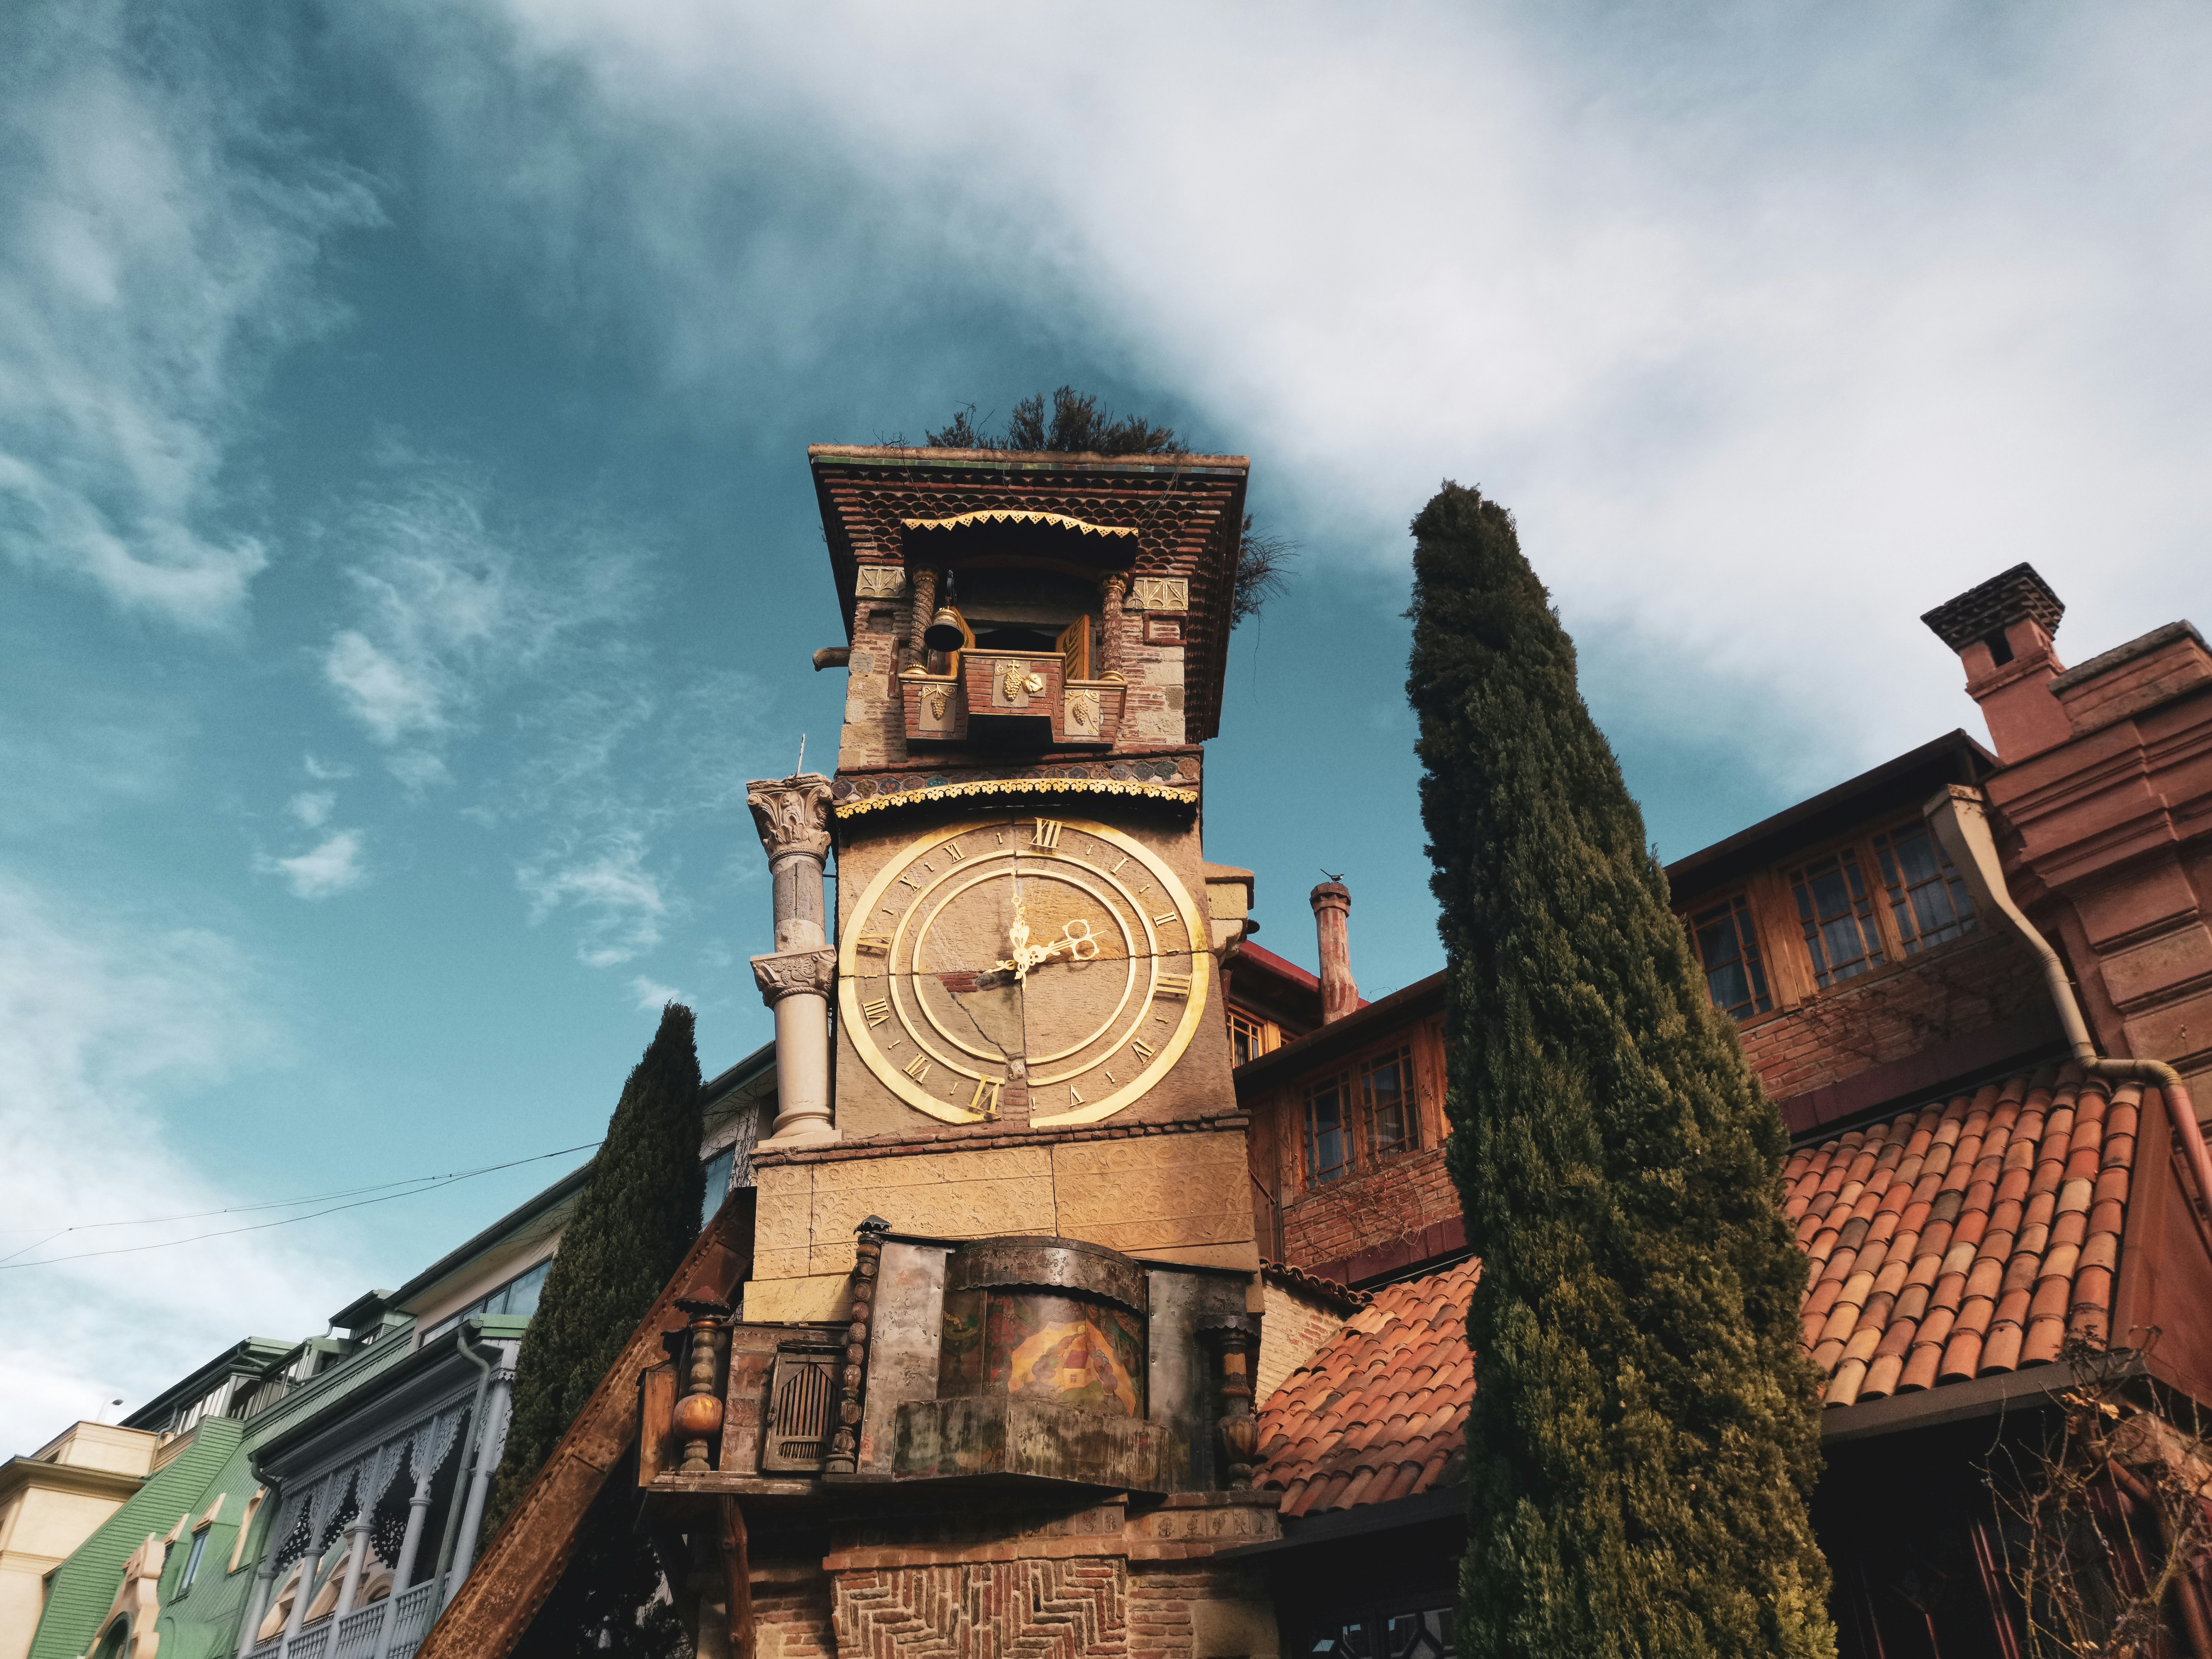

{"left": 837, "top": 814, "right": 1208, "bottom": 1127}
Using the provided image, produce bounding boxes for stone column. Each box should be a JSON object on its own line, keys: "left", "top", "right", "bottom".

{"left": 281, "top": 1546, "right": 319, "bottom": 1647}
{"left": 749, "top": 774, "right": 839, "bottom": 1145}
{"left": 1310, "top": 881, "right": 1359, "bottom": 1024}
{"left": 237, "top": 1536, "right": 281, "bottom": 1658}
{"left": 905, "top": 565, "right": 939, "bottom": 675}
{"left": 1097, "top": 570, "right": 1129, "bottom": 680}
{"left": 390, "top": 1463, "right": 436, "bottom": 1594}
{"left": 332, "top": 1510, "right": 373, "bottom": 1619}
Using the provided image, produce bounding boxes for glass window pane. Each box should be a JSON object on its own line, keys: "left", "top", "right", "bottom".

{"left": 504, "top": 1259, "right": 551, "bottom": 1320}
{"left": 1871, "top": 826, "right": 1979, "bottom": 955}
{"left": 1307, "top": 1080, "right": 1350, "bottom": 1185}
{"left": 1366, "top": 1050, "right": 1413, "bottom": 1155}
{"left": 1792, "top": 854, "right": 1885, "bottom": 988}
{"left": 1690, "top": 896, "right": 1771, "bottom": 1021}
{"left": 702, "top": 1147, "right": 737, "bottom": 1228}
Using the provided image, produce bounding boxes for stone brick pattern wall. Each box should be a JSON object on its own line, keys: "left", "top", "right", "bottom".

{"left": 1736, "top": 931, "right": 2054, "bottom": 1105}
{"left": 835, "top": 1559, "right": 1126, "bottom": 1659}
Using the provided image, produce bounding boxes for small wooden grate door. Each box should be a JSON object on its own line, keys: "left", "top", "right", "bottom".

{"left": 761, "top": 1349, "right": 838, "bottom": 1472}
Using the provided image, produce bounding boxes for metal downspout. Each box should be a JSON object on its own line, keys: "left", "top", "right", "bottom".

{"left": 431, "top": 1322, "right": 497, "bottom": 1599}
{"left": 1923, "top": 786, "right": 2212, "bottom": 1220}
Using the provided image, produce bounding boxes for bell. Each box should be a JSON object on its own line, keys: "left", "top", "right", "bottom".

{"left": 922, "top": 607, "right": 967, "bottom": 653}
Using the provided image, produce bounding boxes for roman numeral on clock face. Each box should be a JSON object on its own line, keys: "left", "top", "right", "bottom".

{"left": 855, "top": 933, "right": 891, "bottom": 955}
{"left": 903, "top": 1056, "right": 931, "bottom": 1082}
{"left": 1155, "top": 973, "right": 1191, "bottom": 999}
{"left": 1130, "top": 1038, "right": 1155, "bottom": 1061}
{"left": 967, "top": 1076, "right": 1002, "bottom": 1115}
{"left": 1031, "top": 819, "right": 1063, "bottom": 850}
{"left": 1152, "top": 911, "right": 1176, "bottom": 927}
{"left": 863, "top": 999, "right": 891, "bottom": 1027}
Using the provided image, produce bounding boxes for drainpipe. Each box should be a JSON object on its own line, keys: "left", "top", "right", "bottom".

{"left": 1922, "top": 785, "right": 2212, "bottom": 1219}
{"left": 432, "top": 1323, "right": 497, "bottom": 1600}
{"left": 445, "top": 1329, "right": 514, "bottom": 1594}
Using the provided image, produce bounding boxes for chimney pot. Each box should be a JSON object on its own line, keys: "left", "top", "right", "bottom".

{"left": 1310, "top": 880, "right": 1358, "bottom": 1024}
{"left": 1920, "top": 564, "right": 2073, "bottom": 762}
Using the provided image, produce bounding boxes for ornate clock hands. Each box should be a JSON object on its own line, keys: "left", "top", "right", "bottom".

{"left": 994, "top": 903, "right": 1102, "bottom": 981}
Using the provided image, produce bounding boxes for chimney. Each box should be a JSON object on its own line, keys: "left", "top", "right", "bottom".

{"left": 1310, "top": 880, "right": 1359, "bottom": 1024}
{"left": 1920, "top": 563, "right": 2072, "bottom": 763}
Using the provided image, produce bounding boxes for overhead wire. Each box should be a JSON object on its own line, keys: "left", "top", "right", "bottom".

{"left": 0, "top": 1140, "right": 604, "bottom": 1271}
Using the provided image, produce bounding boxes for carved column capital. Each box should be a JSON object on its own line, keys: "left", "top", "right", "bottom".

{"left": 746, "top": 774, "right": 835, "bottom": 864}
{"left": 751, "top": 948, "right": 836, "bottom": 1005}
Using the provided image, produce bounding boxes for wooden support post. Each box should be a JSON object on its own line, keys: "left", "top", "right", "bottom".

{"left": 720, "top": 1499, "right": 754, "bottom": 1659}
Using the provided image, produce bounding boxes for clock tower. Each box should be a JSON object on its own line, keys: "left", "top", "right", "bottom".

{"left": 740, "top": 443, "right": 1257, "bottom": 1323}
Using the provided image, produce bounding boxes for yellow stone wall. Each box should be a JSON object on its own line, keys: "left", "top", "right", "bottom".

{"left": 745, "top": 1130, "right": 1257, "bottom": 1322}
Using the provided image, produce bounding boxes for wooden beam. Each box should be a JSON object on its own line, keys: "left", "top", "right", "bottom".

{"left": 416, "top": 1188, "right": 757, "bottom": 1659}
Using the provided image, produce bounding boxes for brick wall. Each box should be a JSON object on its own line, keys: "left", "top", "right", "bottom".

{"left": 1735, "top": 930, "right": 2054, "bottom": 1106}
{"left": 756, "top": 1572, "right": 836, "bottom": 1659}
{"left": 1279, "top": 1147, "right": 1460, "bottom": 1283}
{"left": 1255, "top": 1281, "right": 1351, "bottom": 1405}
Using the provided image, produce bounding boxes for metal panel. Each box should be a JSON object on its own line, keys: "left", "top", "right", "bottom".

{"left": 858, "top": 1241, "right": 948, "bottom": 1475}
{"left": 944, "top": 1236, "right": 1146, "bottom": 1312}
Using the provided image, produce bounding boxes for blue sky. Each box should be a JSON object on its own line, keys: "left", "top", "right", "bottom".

{"left": 5, "top": 1, "right": 2210, "bottom": 1449}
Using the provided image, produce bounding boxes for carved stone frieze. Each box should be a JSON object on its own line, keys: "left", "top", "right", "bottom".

{"left": 751, "top": 948, "right": 836, "bottom": 1005}
{"left": 855, "top": 566, "right": 907, "bottom": 598}
{"left": 746, "top": 774, "right": 835, "bottom": 863}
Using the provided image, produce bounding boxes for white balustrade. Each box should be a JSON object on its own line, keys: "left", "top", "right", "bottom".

{"left": 331, "top": 1598, "right": 389, "bottom": 1659}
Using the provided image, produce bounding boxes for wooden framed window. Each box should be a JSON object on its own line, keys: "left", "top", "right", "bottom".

{"left": 1306, "top": 1601, "right": 1456, "bottom": 1659}
{"left": 1790, "top": 851, "right": 1886, "bottom": 988}
{"left": 1870, "top": 823, "right": 1977, "bottom": 954}
{"left": 1362, "top": 1046, "right": 1417, "bottom": 1158}
{"left": 1305, "top": 1074, "right": 1352, "bottom": 1185}
{"left": 1689, "top": 894, "right": 1773, "bottom": 1021}
{"left": 1229, "top": 1007, "right": 1272, "bottom": 1066}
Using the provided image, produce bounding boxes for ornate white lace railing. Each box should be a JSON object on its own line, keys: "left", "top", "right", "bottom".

{"left": 331, "top": 1598, "right": 389, "bottom": 1659}
{"left": 376, "top": 1579, "right": 444, "bottom": 1659}
{"left": 288, "top": 1626, "right": 331, "bottom": 1659}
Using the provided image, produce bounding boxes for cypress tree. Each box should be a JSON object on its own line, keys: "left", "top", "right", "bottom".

{"left": 1405, "top": 484, "right": 1834, "bottom": 1658}
{"left": 488, "top": 1002, "right": 705, "bottom": 1539}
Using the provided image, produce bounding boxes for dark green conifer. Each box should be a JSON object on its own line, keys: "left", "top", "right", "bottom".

{"left": 487, "top": 1002, "right": 704, "bottom": 1539}
{"left": 1405, "top": 483, "right": 1834, "bottom": 1658}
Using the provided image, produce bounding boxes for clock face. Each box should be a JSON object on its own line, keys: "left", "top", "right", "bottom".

{"left": 837, "top": 814, "right": 1209, "bottom": 1127}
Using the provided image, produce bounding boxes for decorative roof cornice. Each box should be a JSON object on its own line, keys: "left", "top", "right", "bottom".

{"left": 832, "top": 775, "right": 1198, "bottom": 819}
{"left": 899, "top": 509, "right": 1137, "bottom": 538}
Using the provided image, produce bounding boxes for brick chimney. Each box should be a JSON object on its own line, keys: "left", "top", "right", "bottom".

{"left": 1310, "top": 880, "right": 1359, "bottom": 1024}
{"left": 1920, "top": 563, "right": 2073, "bottom": 763}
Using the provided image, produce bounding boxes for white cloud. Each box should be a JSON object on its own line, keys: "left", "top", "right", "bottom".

{"left": 431, "top": 1, "right": 2212, "bottom": 783}
{"left": 303, "top": 753, "right": 355, "bottom": 781}
{"left": 259, "top": 831, "right": 368, "bottom": 900}
{"left": 518, "top": 829, "right": 668, "bottom": 966}
{"left": 0, "top": 7, "right": 375, "bottom": 630}
{"left": 0, "top": 875, "right": 340, "bottom": 1453}
{"left": 628, "top": 974, "right": 685, "bottom": 1011}
{"left": 287, "top": 790, "right": 335, "bottom": 829}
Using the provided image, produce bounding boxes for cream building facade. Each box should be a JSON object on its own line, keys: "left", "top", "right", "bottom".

{"left": 0, "top": 1423, "right": 155, "bottom": 1659}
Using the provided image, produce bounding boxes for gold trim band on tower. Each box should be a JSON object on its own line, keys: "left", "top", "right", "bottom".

{"left": 833, "top": 777, "right": 1196, "bottom": 819}
{"left": 899, "top": 510, "right": 1137, "bottom": 538}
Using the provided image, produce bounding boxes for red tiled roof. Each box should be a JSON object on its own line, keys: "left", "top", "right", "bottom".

{"left": 1262, "top": 1260, "right": 1372, "bottom": 1315}
{"left": 1250, "top": 1063, "right": 2153, "bottom": 1519}
{"left": 1785, "top": 1063, "right": 2138, "bottom": 1407}
{"left": 1252, "top": 1257, "right": 1477, "bottom": 1517}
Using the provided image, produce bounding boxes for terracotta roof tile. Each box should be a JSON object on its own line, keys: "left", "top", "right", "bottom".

{"left": 1255, "top": 1067, "right": 2152, "bottom": 1504}
{"left": 1797, "top": 1065, "right": 2145, "bottom": 1405}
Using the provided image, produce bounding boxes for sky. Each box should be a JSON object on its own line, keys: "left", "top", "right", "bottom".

{"left": 4, "top": 0, "right": 2210, "bottom": 1452}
